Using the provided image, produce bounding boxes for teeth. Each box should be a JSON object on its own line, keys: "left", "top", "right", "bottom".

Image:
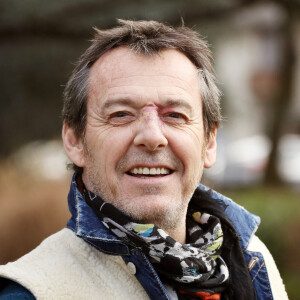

{"left": 129, "top": 167, "right": 171, "bottom": 175}
{"left": 150, "top": 168, "right": 156, "bottom": 175}
{"left": 143, "top": 167, "right": 149, "bottom": 175}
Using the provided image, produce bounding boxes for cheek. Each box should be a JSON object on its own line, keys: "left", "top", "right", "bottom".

{"left": 169, "top": 126, "right": 204, "bottom": 156}
{"left": 168, "top": 127, "right": 205, "bottom": 175}
{"left": 86, "top": 126, "right": 134, "bottom": 166}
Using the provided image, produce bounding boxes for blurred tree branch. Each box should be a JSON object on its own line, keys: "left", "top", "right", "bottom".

{"left": 2, "top": 0, "right": 299, "bottom": 40}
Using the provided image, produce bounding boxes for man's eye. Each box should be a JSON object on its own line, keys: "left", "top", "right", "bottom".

{"left": 110, "top": 111, "right": 129, "bottom": 118}
{"left": 163, "top": 112, "right": 188, "bottom": 125}
{"left": 167, "top": 112, "right": 186, "bottom": 119}
{"left": 108, "top": 111, "right": 134, "bottom": 125}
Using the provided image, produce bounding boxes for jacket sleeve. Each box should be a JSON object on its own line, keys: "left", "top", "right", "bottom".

{"left": 248, "top": 235, "right": 289, "bottom": 300}
{"left": 0, "top": 279, "right": 35, "bottom": 300}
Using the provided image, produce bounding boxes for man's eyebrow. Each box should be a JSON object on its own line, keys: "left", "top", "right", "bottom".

{"left": 102, "top": 98, "right": 137, "bottom": 110}
{"left": 162, "top": 99, "right": 193, "bottom": 113}
{"left": 102, "top": 97, "right": 194, "bottom": 112}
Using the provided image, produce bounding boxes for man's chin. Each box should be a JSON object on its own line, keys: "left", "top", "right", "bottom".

{"left": 113, "top": 197, "right": 185, "bottom": 231}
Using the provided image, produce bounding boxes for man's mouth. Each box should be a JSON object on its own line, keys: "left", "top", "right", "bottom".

{"left": 126, "top": 167, "right": 173, "bottom": 178}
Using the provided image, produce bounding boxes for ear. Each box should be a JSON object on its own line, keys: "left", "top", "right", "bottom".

{"left": 62, "top": 123, "right": 85, "bottom": 167}
{"left": 204, "top": 128, "right": 217, "bottom": 169}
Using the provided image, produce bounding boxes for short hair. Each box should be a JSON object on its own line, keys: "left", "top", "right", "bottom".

{"left": 62, "top": 19, "right": 222, "bottom": 172}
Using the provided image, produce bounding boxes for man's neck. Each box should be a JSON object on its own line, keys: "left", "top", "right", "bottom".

{"left": 170, "top": 225, "right": 186, "bottom": 244}
{"left": 159, "top": 218, "right": 187, "bottom": 244}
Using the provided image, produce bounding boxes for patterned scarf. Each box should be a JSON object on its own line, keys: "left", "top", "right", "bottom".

{"left": 84, "top": 189, "right": 230, "bottom": 299}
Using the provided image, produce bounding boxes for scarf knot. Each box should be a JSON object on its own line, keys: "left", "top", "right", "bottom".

{"left": 84, "top": 189, "right": 229, "bottom": 298}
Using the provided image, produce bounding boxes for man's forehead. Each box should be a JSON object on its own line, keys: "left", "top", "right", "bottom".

{"left": 86, "top": 46, "right": 202, "bottom": 114}
{"left": 88, "top": 46, "right": 199, "bottom": 86}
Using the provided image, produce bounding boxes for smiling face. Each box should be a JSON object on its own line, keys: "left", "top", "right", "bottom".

{"left": 63, "top": 47, "right": 217, "bottom": 241}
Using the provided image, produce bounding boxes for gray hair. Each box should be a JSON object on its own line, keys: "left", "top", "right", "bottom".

{"left": 62, "top": 19, "right": 221, "bottom": 172}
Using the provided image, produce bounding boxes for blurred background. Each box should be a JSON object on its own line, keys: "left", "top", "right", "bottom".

{"left": 0, "top": 0, "right": 299, "bottom": 298}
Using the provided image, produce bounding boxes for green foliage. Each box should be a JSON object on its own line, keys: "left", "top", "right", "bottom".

{"left": 224, "top": 187, "right": 300, "bottom": 300}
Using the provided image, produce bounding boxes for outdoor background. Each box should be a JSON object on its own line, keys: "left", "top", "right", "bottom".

{"left": 0, "top": 0, "right": 299, "bottom": 299}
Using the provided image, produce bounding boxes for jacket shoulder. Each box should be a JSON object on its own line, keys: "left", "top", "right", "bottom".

{"left": 0, "top": 228, "right": 149, "bottom": 300}
{"left": 247, "top": 235, "right": 289, "bottom": 300}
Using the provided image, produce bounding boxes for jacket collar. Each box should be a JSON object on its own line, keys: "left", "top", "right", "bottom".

{"left": 197, "top": 184, "right": 260, "bottom": 250}
{"left": 66, "top": 174, "right": 130, "bottom": 255}
{"left": 66, "top": 174, "right": 260, "bottom": 254}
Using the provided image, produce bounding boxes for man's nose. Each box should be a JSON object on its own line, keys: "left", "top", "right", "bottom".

{"left": 133, "top": 113, "right": 168, "bottom": 151}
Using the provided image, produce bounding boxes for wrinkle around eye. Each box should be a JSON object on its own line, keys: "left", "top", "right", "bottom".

{"left": 163, "top": 116, "right": 203, "bottom": 133}
{"left": 87, "top": 110, "right": 107, "bottom": 124}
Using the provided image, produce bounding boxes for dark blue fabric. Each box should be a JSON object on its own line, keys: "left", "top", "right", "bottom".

{"left": 197, "top": 184, "right": 261, "bottom": 250}
{"left": 0, "top": 279, "right": 35, "bottom": 299}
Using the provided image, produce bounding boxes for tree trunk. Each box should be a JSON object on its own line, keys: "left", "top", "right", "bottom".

{"left": 264, "top": 4, "right": 296, "bottom": 185}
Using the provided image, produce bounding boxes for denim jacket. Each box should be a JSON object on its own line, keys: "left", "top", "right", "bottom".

{"left": 66, "top": 176, "right": 273, "bottom": 300}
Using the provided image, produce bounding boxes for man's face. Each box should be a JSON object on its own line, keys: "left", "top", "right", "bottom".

{"left": 77, "top": 47, "right": 216, "bottom": 230}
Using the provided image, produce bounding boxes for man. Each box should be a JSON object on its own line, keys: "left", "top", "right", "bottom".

{"left": 0, "top": 20, "right": 288, "bottom": 300}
